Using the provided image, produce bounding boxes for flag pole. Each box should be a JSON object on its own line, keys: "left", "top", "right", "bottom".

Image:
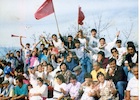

{"left": 52, "top": 1, "right": 60, "bottom": 33}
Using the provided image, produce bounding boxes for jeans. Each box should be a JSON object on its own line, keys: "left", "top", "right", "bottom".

{"left": 116, "top": 81, "right": 127, "bottom": 100}
{"left": 80, "top": 56, "right": 92, "bottom": 73}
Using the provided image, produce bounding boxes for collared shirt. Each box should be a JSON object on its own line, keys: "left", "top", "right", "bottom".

{"left": 67, "top": 82, "right": 81, "bottom": 99}
{"left": 71, "top": 47, "right": 84, "bottom": 59}
{"left": 2, "top": 84, "right": 14, "bottom": 97}
{"left": 14, "top": 84, "right": 28, "bottom": 96}
{"left": 126, "top": 76, "right": 139, "bottom": 96}
{"left": 91, "top": 68, "right": 106, "bottom": 81}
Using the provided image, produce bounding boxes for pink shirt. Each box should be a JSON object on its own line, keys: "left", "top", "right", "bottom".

{"left": 30, "top": 56, "right": 37, "bottom": 67}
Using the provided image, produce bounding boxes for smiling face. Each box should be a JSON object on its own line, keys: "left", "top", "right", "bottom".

{"left": 97, "top": 74, "right": 105, "bottom": 83}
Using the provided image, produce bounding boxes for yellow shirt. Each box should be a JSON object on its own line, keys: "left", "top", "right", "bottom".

{"left": 91, "top": 68, "right": 106, "bottom": 81}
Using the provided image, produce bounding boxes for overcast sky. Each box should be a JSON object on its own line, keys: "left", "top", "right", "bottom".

{"left": 0, "top": 0, "right": 138, "bottom": 47}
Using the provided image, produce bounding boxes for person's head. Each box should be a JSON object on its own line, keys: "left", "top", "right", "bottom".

{"left": 40, "top": 43, "right": 45, "bottom": 50}
{"left": 15, "top": 76, "right": 23, "bottom": 86}
{"left": 16, "top": 51, "right": 20, "bottom": 56}
{"left": 97, "top": 72, "right": 105, "bottom": 83}
{"left": 68, "top": 35, "right": 73, "bottom": 42}
{"left": 127, "top": 41, "right": 134, "bottom": 47}
{"left": 52, "top": 34, "right": 57, "bottom": 41}
{"left": 127, "top": 45, "right": 136, "bottom": 55}
{"left": 108, "top": 58, "right": 116, "bottom": 70}
{"left": 70, "top": 74, "right": 77, "bottom": 85}
{"left": 43, "top": 47, "right": 48, "bottom": 55}
{"left": 73, "top": 66, "right": 82, "bottom": 75}
{"left": 97, "top": 51, "right": 105, "bottom": 59}
{"left": 84, "top": 73, "right": 92, "bottom": 83}
{"left": 60, "top": 63, "right": 67, "bottom": 72}
{"left": 33, "top": 47, "right": 38, "bottom": 54}
{"left": 124, "top": 60, "right": 129, "bottom": 67}
{"left": 99, "top": 38, "right": 106, "bottom": 46}
{"left": 26, "top": 43, "right": 30, "bottom": 49}
{"left": 16, "top": 69, "right": 24, "bottom": 75}
{"left": 111, "top": 47, "right": 118, "bottom": 56}
{"left": 37, "top": 77, "right": 43, "bottom": 86}
{"left": 6, "top": 53, "right": 10, "bottom": 59}
{"left": 47, "top": 64, "right": 54, "bottom": 72}
{"left": 77, "top": 30, "right": 84, "bottom": 38}
{"left": 5, "top": 73, "right": 10, "bottom": 78}
{"left": 91, "top": 29, "right": 97, "bottom": 37}
{"left": 29, "top": 67, "right": 35, "bottom": 74}
{"left": 116, "top": 40, "right": 122, "bottom": 48}
{"left": 2, "top": 80, "right": 9, "bottom": 88}
{"left": 1, "top": 60, "right": 7, "bottom": 67}
{"left": 28, "top": 84, "right": 33, "bottom": 91}
{"left": 132, "top": 66, "right": 138, "bottom": 79}
{"left": 56, "top": 74, "right": 65, "bottom": 85}
{"left": 74, "top": 39, "right": 80, "bottom": 48}
{"left": 7, "top": 62, "right": 11, "bottom": 67}
{"left": 37, "top": 64, "right": 43, "bottom": 72}
{"left": 66, "top": 55, "right": 72, "bottom": 62}
{"left": 31, "top": 51, "right": 38, "bottom": 57}
{"left": 93, "top": 62, "right": 100, "bottom": 71}
{"left": 10, "top": 53, "right": 14, "bottom": 57}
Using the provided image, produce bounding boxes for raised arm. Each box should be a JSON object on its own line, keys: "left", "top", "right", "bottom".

{"left": 20, "top": 36, "right": 25, "bottom": 48}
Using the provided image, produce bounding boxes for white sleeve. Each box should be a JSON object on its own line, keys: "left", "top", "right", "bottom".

{"left": 126, "top": 80, "right": 132, "bottom": 91}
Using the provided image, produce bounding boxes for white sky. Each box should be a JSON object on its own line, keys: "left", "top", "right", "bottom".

{"left": 0, "top": 0, "right": 138, "bottom": 47}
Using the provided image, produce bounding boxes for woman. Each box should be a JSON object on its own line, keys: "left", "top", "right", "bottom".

{"left": 75, "top": 30, "right": 87, "bottom": 47}
{"left": 53, "top": 74, "right": 67, "bottom": 100}
{"left": 60, "top": 63, "right": 71, "bottom": 84}
{"left": 35, "top": 64, "right": 44, "bottom": 80}
{"left": 29, "top": 77, "right": 48, "bottom": 100}
{"left": 29, "top": 51, "right": 39, "bottom": 68}
{"left": 96, "top": 72, "right": 117, "bottom": 100}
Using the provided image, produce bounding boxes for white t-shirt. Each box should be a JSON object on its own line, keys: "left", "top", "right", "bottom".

{"left": 29, "top": 73, "right": 37, "bottom": 88}
{"left": 30, "top": 84, "right": 48, "bottom": 99}
{"left": 53, "top": 83, "right": 67, "bottom": 98}
{"left": 78, "top": 38, "right": 87, "bottom": 47}
{"left": 35, "top": 71, "right": 44, "bottom": 79}
{"left": 126, "top": 76, "right": 139, "bottom": 96}
{"left": 53, "top": 39, "right": 65, "bottom": 52}
{"left": 4, "top": 76, "right": 14, "bottom": 84}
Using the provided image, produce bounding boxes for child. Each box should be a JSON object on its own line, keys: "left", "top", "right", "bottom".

{"left": 81, "top": 81, "right": 96, "bottom": 100}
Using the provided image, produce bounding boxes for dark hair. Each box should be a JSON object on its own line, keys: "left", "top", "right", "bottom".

{"left": 41, "top": 43, "right": 45, "bottom": 46}
{"left": 56, "top": 74, "right": 65, "bottom": 83}
{"left": 108, "top": 58, "right": 116, "bottom": 64}
{"left": 28, "top": 84, "right": 33, "bottom": 88}
{"left": 98, "top": 51, "right": 105, "bottom": 57}
{"left": 7, "top": 62, "right": 11, "bottom": 66}
{"left": 60, "top": 63, "right": 68, "bottom": 70}
{"left": 127, "top": 44, "right": 136, "bottom": 52}
{"left": 127, "top": 41, "right": 134, "bottom": 46}
{"left": 70, "top": 74, "right": 77, "bottom": 80}
{"left": 91, "top": 29, "right": 97, "bottom": 33}
{"left": 47, "top": 64, "right": 54, "bottom": 71}
{"left": 74, "top": 39, "right": 80, "bottom": 44}
{"left": 37, "top": 77, "right": 43, "bottom": 83}
{"left": 1, "top": 60, "right": 7, "bottom": 65}
{"left": 15, "top": 75, "right": 23, "bottom": 83}
{"left": 111, "top": 47, "right": 118, "bottom": 53}
{"left": 97, "top": 72, "right": 105, "bottom": 79}
{"left": 68, "top": 35, "right": 73, "bottom": 38}
{"left": 52, "top": 34, "right": 57, "bottom": 38}
{"left": 43, "top": 47, "right": 48, "bottom": 51}
{"left": 116, "top": 39, "right": 122, "bottom": 43}
{"left": 84, "top": 73, "right": 92, "bottom": 79}
{"left": 99, "top": 38, "right": 105, "bottom": 42}
{"left": 16, "top": 51, "right": 20, "bottom": 53}
{"left": 26, "top": 43, "right": 30, "bottom": 46}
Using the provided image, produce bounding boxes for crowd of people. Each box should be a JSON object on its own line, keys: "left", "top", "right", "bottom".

{"left": 0, "top": 29, "right": 138, "bottom": 100}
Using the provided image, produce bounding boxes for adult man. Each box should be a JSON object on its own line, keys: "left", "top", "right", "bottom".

{"left": 106, "top": 58, "right": 127, "bottom": 100}
{"left": 125, "top": 44, "right": 138, "bottom": 65}
{"left": 88, "top": 29, "right": 99, "bottom": 48}
{"left": 91, "top": 62, "right": 106, "bottom": 82}
{"left": 126, "top": 66, "right": 139, "bottom": 100}
{"left": 11, "top": 76, "right": 28, "bottom": 100}
{"left": 73, "top": 65, "right": 85, "bottom": 83}
{"left": 0, "top": 80, "right": 14, "bottom": 100}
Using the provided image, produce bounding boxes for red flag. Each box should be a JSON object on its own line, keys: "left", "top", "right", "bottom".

{"left": 35, "top": 0, "right": 54, "bottom": 20}
{"left": 78, "top": 7, "right": 85, "bottom": 25}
